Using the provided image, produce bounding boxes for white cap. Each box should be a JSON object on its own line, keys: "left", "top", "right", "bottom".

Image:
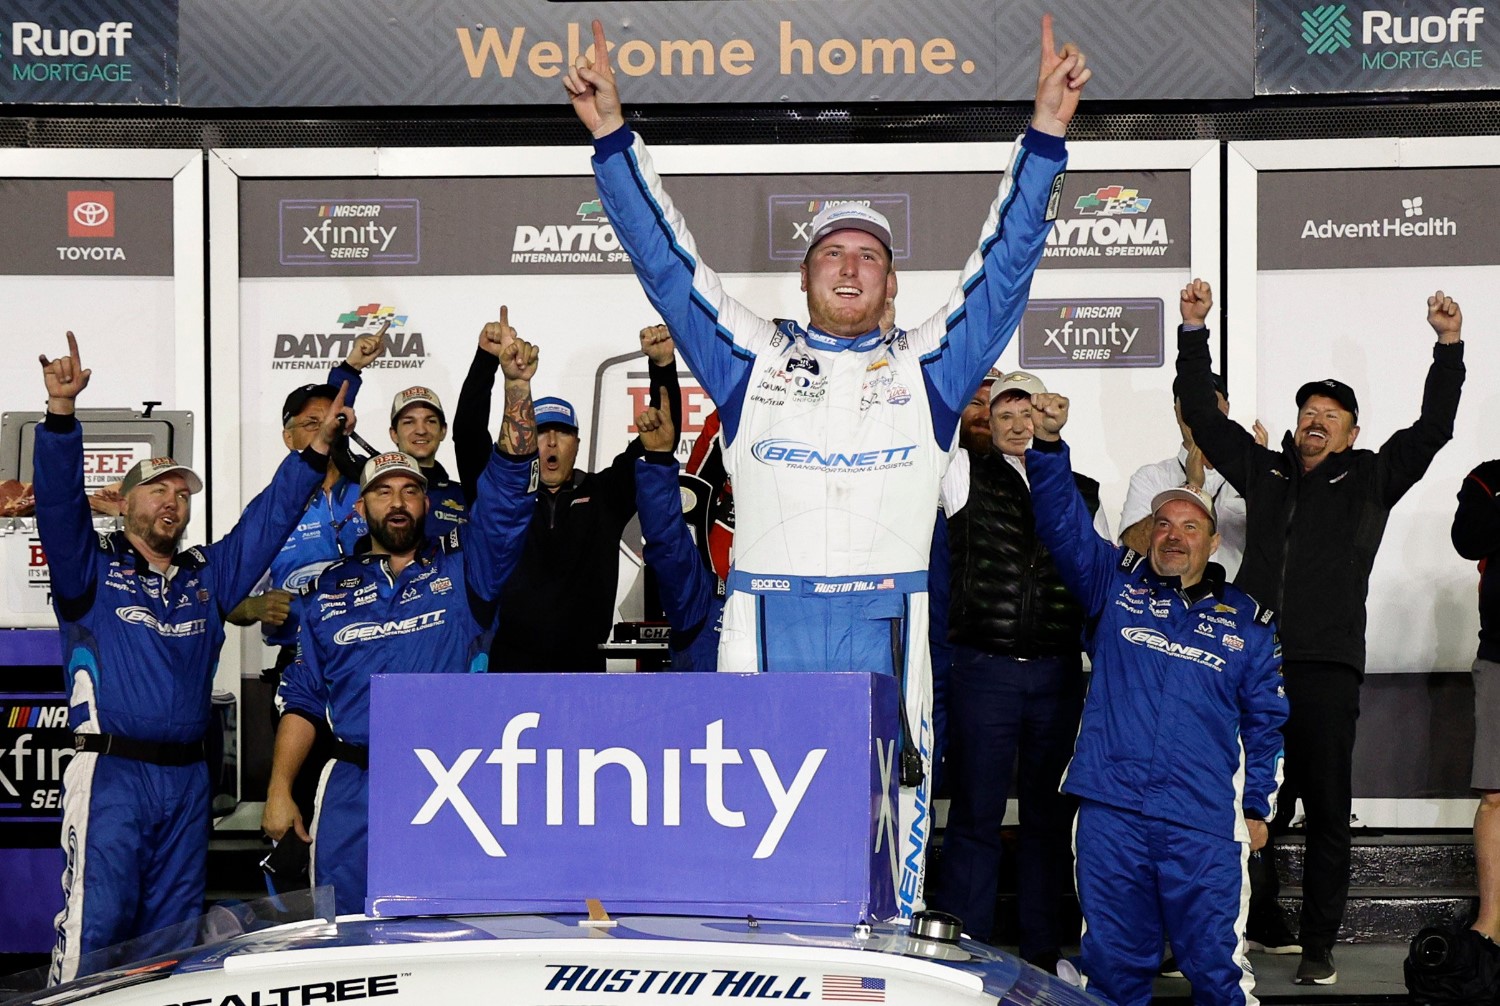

{"left": 359, "top": 451, "right": 428, "bottom": 492}
{"left": 806, "top": 203, "right": 893, "bottom": 255}
{"left": 989, "top": 370, "right": 1048, "bottom": 404}
{"left": 1151, "top": 483, "right": 1217, "bottom": 523}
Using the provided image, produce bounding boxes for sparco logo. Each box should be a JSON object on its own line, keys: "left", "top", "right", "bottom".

{"left": 749, "top": 578, "right": 792, "bottom": 592}
{"left": 115, "top": 606, "right": 206, "bottom": 638}
{"left": 1300, "top": 195, "right": 1457, "bottom": 240}
{"left": 411, "top": 714, "right": 825, "bottom": 859}
{"left": 278, "top": 198, "right": 421, "bottom": 266}
{"left": 156, "top": 974, "right": 399, "bottom": 1006}
{"left": 1120, "top": 626, "right": 1227, "bottom": 672}
{"left": 334, "top": 609, "right": 446, "bottom": 645}
{"left": 1046, "top": 184, "right": 1169, "bottom": 259}
{"left": 273, "top": 305, "right": 427, "bottom": 372}
{"left": 1019, "top": 299, "right": 1164, "bottom": 369}
{"left": 751, "top": 439, "right": 917, "bottom": 471}
{"left": 767, "top": 194, "right": 912, "bottom": 261}
{"left": 512, "top": 198, "right": 632, "bottom": 264}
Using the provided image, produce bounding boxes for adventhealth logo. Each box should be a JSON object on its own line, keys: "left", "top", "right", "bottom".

{"left": 1302, "top": 4, "right": 1354, "bottom": 54}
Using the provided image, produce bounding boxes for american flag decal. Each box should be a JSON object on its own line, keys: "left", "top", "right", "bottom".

{"left": 822, "top": 975, "right": 886, "bottom": 1001}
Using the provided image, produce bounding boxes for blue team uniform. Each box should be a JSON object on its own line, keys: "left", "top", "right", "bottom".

{"left": 276, "top": 449, "right": 537, "bottom": 915}
{"left": 259, "top": 479, "right": 366, "bottom": 650}
{"left": 1027, "top": 437, "right": 1286, "bottom": 1006}
{"left": 34, "top": 414, "right": 326, "bottom": 983}
{"left": 634, "top": 453, "right": 721, "bottom": 671}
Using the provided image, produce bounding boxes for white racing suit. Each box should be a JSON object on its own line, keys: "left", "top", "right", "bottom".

{"left": 592, "top": 124, "right": 1067, "bottom": 916}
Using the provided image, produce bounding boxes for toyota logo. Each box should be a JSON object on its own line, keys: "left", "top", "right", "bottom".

{"left": 72, "top": 202, "right": 110, "bottom": 227}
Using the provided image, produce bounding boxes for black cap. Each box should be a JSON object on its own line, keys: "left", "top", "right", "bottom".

{"left": 282, "top": 384, "right": 339, "bottom": 426}
{"left": 1295, "top": 378, "right": 1359, "bottom": 423}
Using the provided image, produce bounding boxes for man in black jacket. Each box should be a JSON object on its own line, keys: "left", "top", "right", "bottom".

{"left": 1453, "top": 459, "right": 1500, "bottom": 939}
{"left": 453, "top": 313, "right": 681, "bottom": 672}
{"left": 931, "top": 370, "right": 1103, "bottom": 970}
{"left": 1175, "top": 278, "right": 1465, "bottom": 985}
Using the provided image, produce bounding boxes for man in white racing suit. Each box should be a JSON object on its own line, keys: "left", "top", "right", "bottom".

{"left": 563, "top": 16, "right": 1089, "bottom": 916}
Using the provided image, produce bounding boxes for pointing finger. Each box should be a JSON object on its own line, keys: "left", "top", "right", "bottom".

{"left": 1040, "top": 13, "right": 1056, "bottom": 60}
{"left": 66, "top": 330, "right": 81, "bottom": 365}
{"left": 592, "top": 18, "right": 610, "bottom": 70}
{"left": 500, "top": 305, "right": 509, "bottom": 328}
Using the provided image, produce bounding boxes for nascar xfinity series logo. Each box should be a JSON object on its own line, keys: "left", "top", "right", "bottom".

{"left": 1019, "top": 299, "right": 1164, "bottom": 368}
{"left": 751, "top": 439, "right": 917, "bottom": 472}
{"left": 512, "top": 198, "right": 632, "bottom": 265}
{"left": 278, "top": 198, "right": 421, "bottom": 266}
{"left": 1120, "top": 626, "right": 1226, "bottom": 672}
{"left": 272, "top": 304, "right": 426, "bottom": 372}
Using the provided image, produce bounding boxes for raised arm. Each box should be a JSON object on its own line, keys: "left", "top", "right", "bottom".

{"left": 1375, "top": 291, "right": 1466, "bottom": 506}
{"left": 1173, "top": 280, "right": 1267, "bottom": 493}
{"left": 634, "top": 403, "right": 716, "bottom": 645}
{"left": 1024, "top": 393, "right": 1119, "bottom": 617}
{"left": 495, "top": 317, "right": 539, "bottom": 458}
{"left": 32, "top": 331, "right": 97, "bottom": 609}
{"left": 453, "top": 308, "right": 509, "bottom": 498}
{"left": 327, "top": 320, "right": 389, "bottom": 406}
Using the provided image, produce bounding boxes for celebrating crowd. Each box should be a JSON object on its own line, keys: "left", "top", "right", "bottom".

{"left": 27, "top": 14, "right": 1497, "bottom": 1006}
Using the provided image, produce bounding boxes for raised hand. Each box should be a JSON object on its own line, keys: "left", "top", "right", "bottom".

{"left": 479, "top": 305, "right": 517, "bottom": 359}
{"left": 499, "top": 328, "right": 540, "bottom": 383}
{"left": 1427, "top": 290, "right": 1463, "bottom": 344}
{"left": 637, "top": 390, "right": 676, "bottom": 453}
{"left": 1253, "top": 420, "right": 1269, "bottom": 448}
{"left": 1185, "top": 444, "right": 1207, "bottom": 488}
{"left": 1030, "top": 391, "right": 1070, "bottom": 440}
{"left": 346, "top": 319, "right": 389, "bottom": 371}
{"left": 38, "top": 331, "right": 91, "bottom": 414}
{"left": 1032, "top": 14, "right": 1090, "bottom": 137}
{"left": 640, "top": 323, "right": 675, "bottom": 366}
{"left": 310, "top": 382, "right": 354, "bottom": 455}
{"left": 563, "top": 19, "right": 625, "bottom": 138}
{"left": 1180, "top": 278, "right": 1213, "bottom": 327}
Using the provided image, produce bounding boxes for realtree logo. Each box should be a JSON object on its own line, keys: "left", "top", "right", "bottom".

{"left": 1303, "top": 4, "right": 1354, "bottom": 53}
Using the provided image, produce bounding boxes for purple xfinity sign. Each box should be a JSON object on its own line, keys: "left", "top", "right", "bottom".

{"left": 366, "top": 673, "right": 900, "bottom": 921}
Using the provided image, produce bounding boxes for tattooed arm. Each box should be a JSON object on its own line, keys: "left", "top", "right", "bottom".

{"left": 495, "top": 316, "right": 539, "bottom": 457}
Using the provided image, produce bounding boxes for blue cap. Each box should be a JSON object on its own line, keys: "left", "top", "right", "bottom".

{"left": 534, "top": 397, "right": 579, "bottom": 432}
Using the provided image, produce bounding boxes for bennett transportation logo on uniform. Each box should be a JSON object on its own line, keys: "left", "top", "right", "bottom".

{"left": 767, "top": 195, "right": 911, "bottom": 262}
{"left": 278, "top": 198, "right": 420, "bottom": 266}
{"left": 1040, "top": 172, "right": 1190, "bottom": 270}
{"left": 1121, "top": 626, "right": 1227, "bottom": 672}
{"left": 272, "top": 305, "right": 427, "bottom": 371}
{"left": 1258, "top": 0, "right": 1499, "bottom": 93}
{"left": 1019, "top": 299, "right": 1164, "bottom": 369}
{"left": 752, "top": 439, "right": 917, "bottom": 472}
{"left": 1257, "top": 167, "right": 1497, "bottom": 269}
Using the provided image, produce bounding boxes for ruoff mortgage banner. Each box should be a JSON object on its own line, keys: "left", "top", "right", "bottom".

{"left": 1257, "top": 0, "right": 1500, "bottom": 94}
{"left": 0, "top": 0, "right": 178, "bottom": 105}
{"left": 367, "top": 672, "right": 900, "bottom": 921}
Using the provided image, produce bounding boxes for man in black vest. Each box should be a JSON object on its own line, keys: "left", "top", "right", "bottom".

{"left": 932, "top": 370, "right": 1105, "bottom": 971}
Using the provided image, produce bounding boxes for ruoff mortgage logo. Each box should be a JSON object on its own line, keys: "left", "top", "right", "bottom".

{"left": 278, "top": 198, "right": 421, "bottom": 266}
{"left": 7, "top": 19, "right": 135, "bottom": 84}
{"left": 271, "top": 304, "right": 428, "bottom": 372}
{"left": 512, "top": 197, "right": 632, "bottom": 264}
{"left": 767, "top": 194, "right": 912, "bottom": 262}
{"left": 1045, "top": 184, "right": 1170, "bottom": 259}
{"left": 1301, "top": 3, "right": 1486, "bottom": 70}
{"left": 1300, "top": 194, "right": 1458, "bottom": 240}
{"left": 1019, "top": 299, "right": 1165, "bottom": 369}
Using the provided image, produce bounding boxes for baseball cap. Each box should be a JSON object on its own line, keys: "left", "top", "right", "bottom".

{"left": 534, "top": 397, "right": 580, "bottom": 433}
{"left": 1295, "top": 379, "right": 1359, "bottom": 423}
{"left": 281, "top": 384, "right": 338, "bottom": 426}
{"left": 390, "top": 386, "right": 445, "bottom": 425}
{"left": 806, "top": 203, "right": 894, "bottom": 257}
{"left": 990, "top": 370, "right": 1048, "bottom": 404}
{"left": 359, "top": 452, "right": 428, "bottom": 493}
{"left": 1151, "top": 483, "right": 1217, "bottom": 523}
{"left": 122, "top": 457, "right": 203, "bottom": 496}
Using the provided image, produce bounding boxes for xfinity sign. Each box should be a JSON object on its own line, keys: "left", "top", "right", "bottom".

{"left": 368, "top": 673, "right": 898, "bottom": 922}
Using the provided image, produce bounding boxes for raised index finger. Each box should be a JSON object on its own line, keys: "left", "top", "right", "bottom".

{"left": 66, "top": 330, "right": 81, "bottom": 365}
{"left": 592, "top": 18, "right": 611, "bottom": 70}
{"left": 1040, "top": 13, "right": 1056, "bottom": 59}
{"left": 499, "top": 304, "right": 509, "bottom": 327}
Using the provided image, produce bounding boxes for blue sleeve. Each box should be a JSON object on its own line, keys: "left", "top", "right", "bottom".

{"left": 201, "top": 448, "right": 327, "bottom": 616}
{"left": 275, "top": 605, "right": 327, "bottom": 724}
{"left": 1024, "top": 438, "right": 1120, "bottom": 618}
{"left": 31, "top": 415, "right": 97, "bottom": 609}
{"left": 463, "top": 449, "right": 539, "bottom": 603}
{"left": 1239, "top": 624, "right": 1288, "bottom": 821}
{"left": 591, "top": 127, "right": 772, "bottom": 439}
{"left": 910, "top": 129, "right": 1068, "bottom": 446}
{"left": 635, "top": 454, "right": 714, "bottom": 638}
{"left": 329, "top": 361, "right": 363, "bottom": 406}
